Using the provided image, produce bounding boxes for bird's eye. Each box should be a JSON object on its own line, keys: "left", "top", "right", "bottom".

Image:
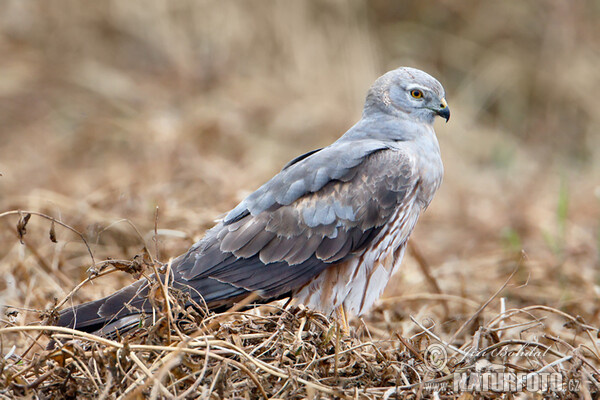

{"left": 410, "top": 89, "right": 423, "bottom": 99}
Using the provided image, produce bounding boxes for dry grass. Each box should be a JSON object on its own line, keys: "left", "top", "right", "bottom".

{"left": 1, "top": 1, "right": 599, "bottom": 398}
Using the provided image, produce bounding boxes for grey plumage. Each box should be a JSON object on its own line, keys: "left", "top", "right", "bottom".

{"left": 56, "top": 67, "right": 449, "bottom": 335}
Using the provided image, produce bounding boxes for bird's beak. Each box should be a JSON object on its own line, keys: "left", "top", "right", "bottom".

{"left": 436, "top": 98, "right": 450, "bottom": 122}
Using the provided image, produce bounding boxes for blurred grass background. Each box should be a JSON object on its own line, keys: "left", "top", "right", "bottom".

{"left": 0, "top": 0, "right": 599, "bottom": 327}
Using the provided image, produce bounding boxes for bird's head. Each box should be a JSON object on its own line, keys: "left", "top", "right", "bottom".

{"left": 364, "top": 67, "right": 449, "bottom": 124}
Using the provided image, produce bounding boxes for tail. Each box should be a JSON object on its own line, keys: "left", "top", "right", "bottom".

{"left": 55, "top": 260, "right": 255, "bottom": 337}
{"left": 56, "top": 279, "right": 157, "bottom": 336}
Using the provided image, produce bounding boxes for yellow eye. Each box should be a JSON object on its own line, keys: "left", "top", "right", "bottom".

{"left": 410, "top": 89, "right": 423, "bottom": 99}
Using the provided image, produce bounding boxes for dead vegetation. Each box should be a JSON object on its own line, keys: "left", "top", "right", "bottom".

{"left": 0, "top": 1, "right": 599, "bottom": 398}
{"left": 2, "top": 231, "right": 600, "bottom": 399}
{"left": 1, "top": 246, "right": 600, "bottom": 399}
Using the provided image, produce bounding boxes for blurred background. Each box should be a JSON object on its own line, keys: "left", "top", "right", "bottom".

{"left": 0, "top": 1, "right": 599, "bottom": 327}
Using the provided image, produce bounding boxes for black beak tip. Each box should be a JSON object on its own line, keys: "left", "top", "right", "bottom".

{"left": 437, "top": 107, "right": 450, "bottom": 122}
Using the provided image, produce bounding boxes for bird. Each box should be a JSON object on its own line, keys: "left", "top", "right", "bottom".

{"left": 56, "top": 67, "right": 449, "bottom": 336}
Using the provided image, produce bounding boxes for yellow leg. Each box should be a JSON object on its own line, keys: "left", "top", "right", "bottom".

{"left": 336, "top": 305, "right": 350, "bottom": 336}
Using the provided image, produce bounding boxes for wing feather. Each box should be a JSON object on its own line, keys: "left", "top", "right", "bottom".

{"left": 315, "top": 230, "right": 349, "bottom": 260}
{"left": 236, "top": 229, "right": 276, "bottom": 257}
{"left": 258, "top": 236, "right": 297, "bottom": 264}
{"left": 220, "top": 219, "right": 265, "bottom": 253}
{"left": 283, "top": 233, "right": 323, "bottom": 265}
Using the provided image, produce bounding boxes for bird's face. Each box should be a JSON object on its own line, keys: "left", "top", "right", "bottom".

{"left": 391, "top": 81, "right": 450, "bottom": 123}
{"left": 366, "top": 67, "right": 450, "bottom": 124}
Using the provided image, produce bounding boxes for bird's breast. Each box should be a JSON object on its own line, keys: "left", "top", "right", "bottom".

{"left": 412, "top": 133, "right": 443, "bottom": 208}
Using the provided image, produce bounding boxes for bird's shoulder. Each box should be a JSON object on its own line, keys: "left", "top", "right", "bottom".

{"left": 224, "top": 139, "right": 417, "bottom": 225}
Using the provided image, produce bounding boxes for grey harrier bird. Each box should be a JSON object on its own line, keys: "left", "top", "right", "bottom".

{"left": 57, "top": 67, "right": 449, "bottom": 335}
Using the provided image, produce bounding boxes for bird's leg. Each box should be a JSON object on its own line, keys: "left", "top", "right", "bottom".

{"left": 335, "top": 305, "right": 350, "bottom": 336}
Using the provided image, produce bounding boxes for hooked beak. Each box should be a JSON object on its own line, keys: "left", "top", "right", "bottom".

{"left": 436, "top": 98, "right": 450, "bottom": 122}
